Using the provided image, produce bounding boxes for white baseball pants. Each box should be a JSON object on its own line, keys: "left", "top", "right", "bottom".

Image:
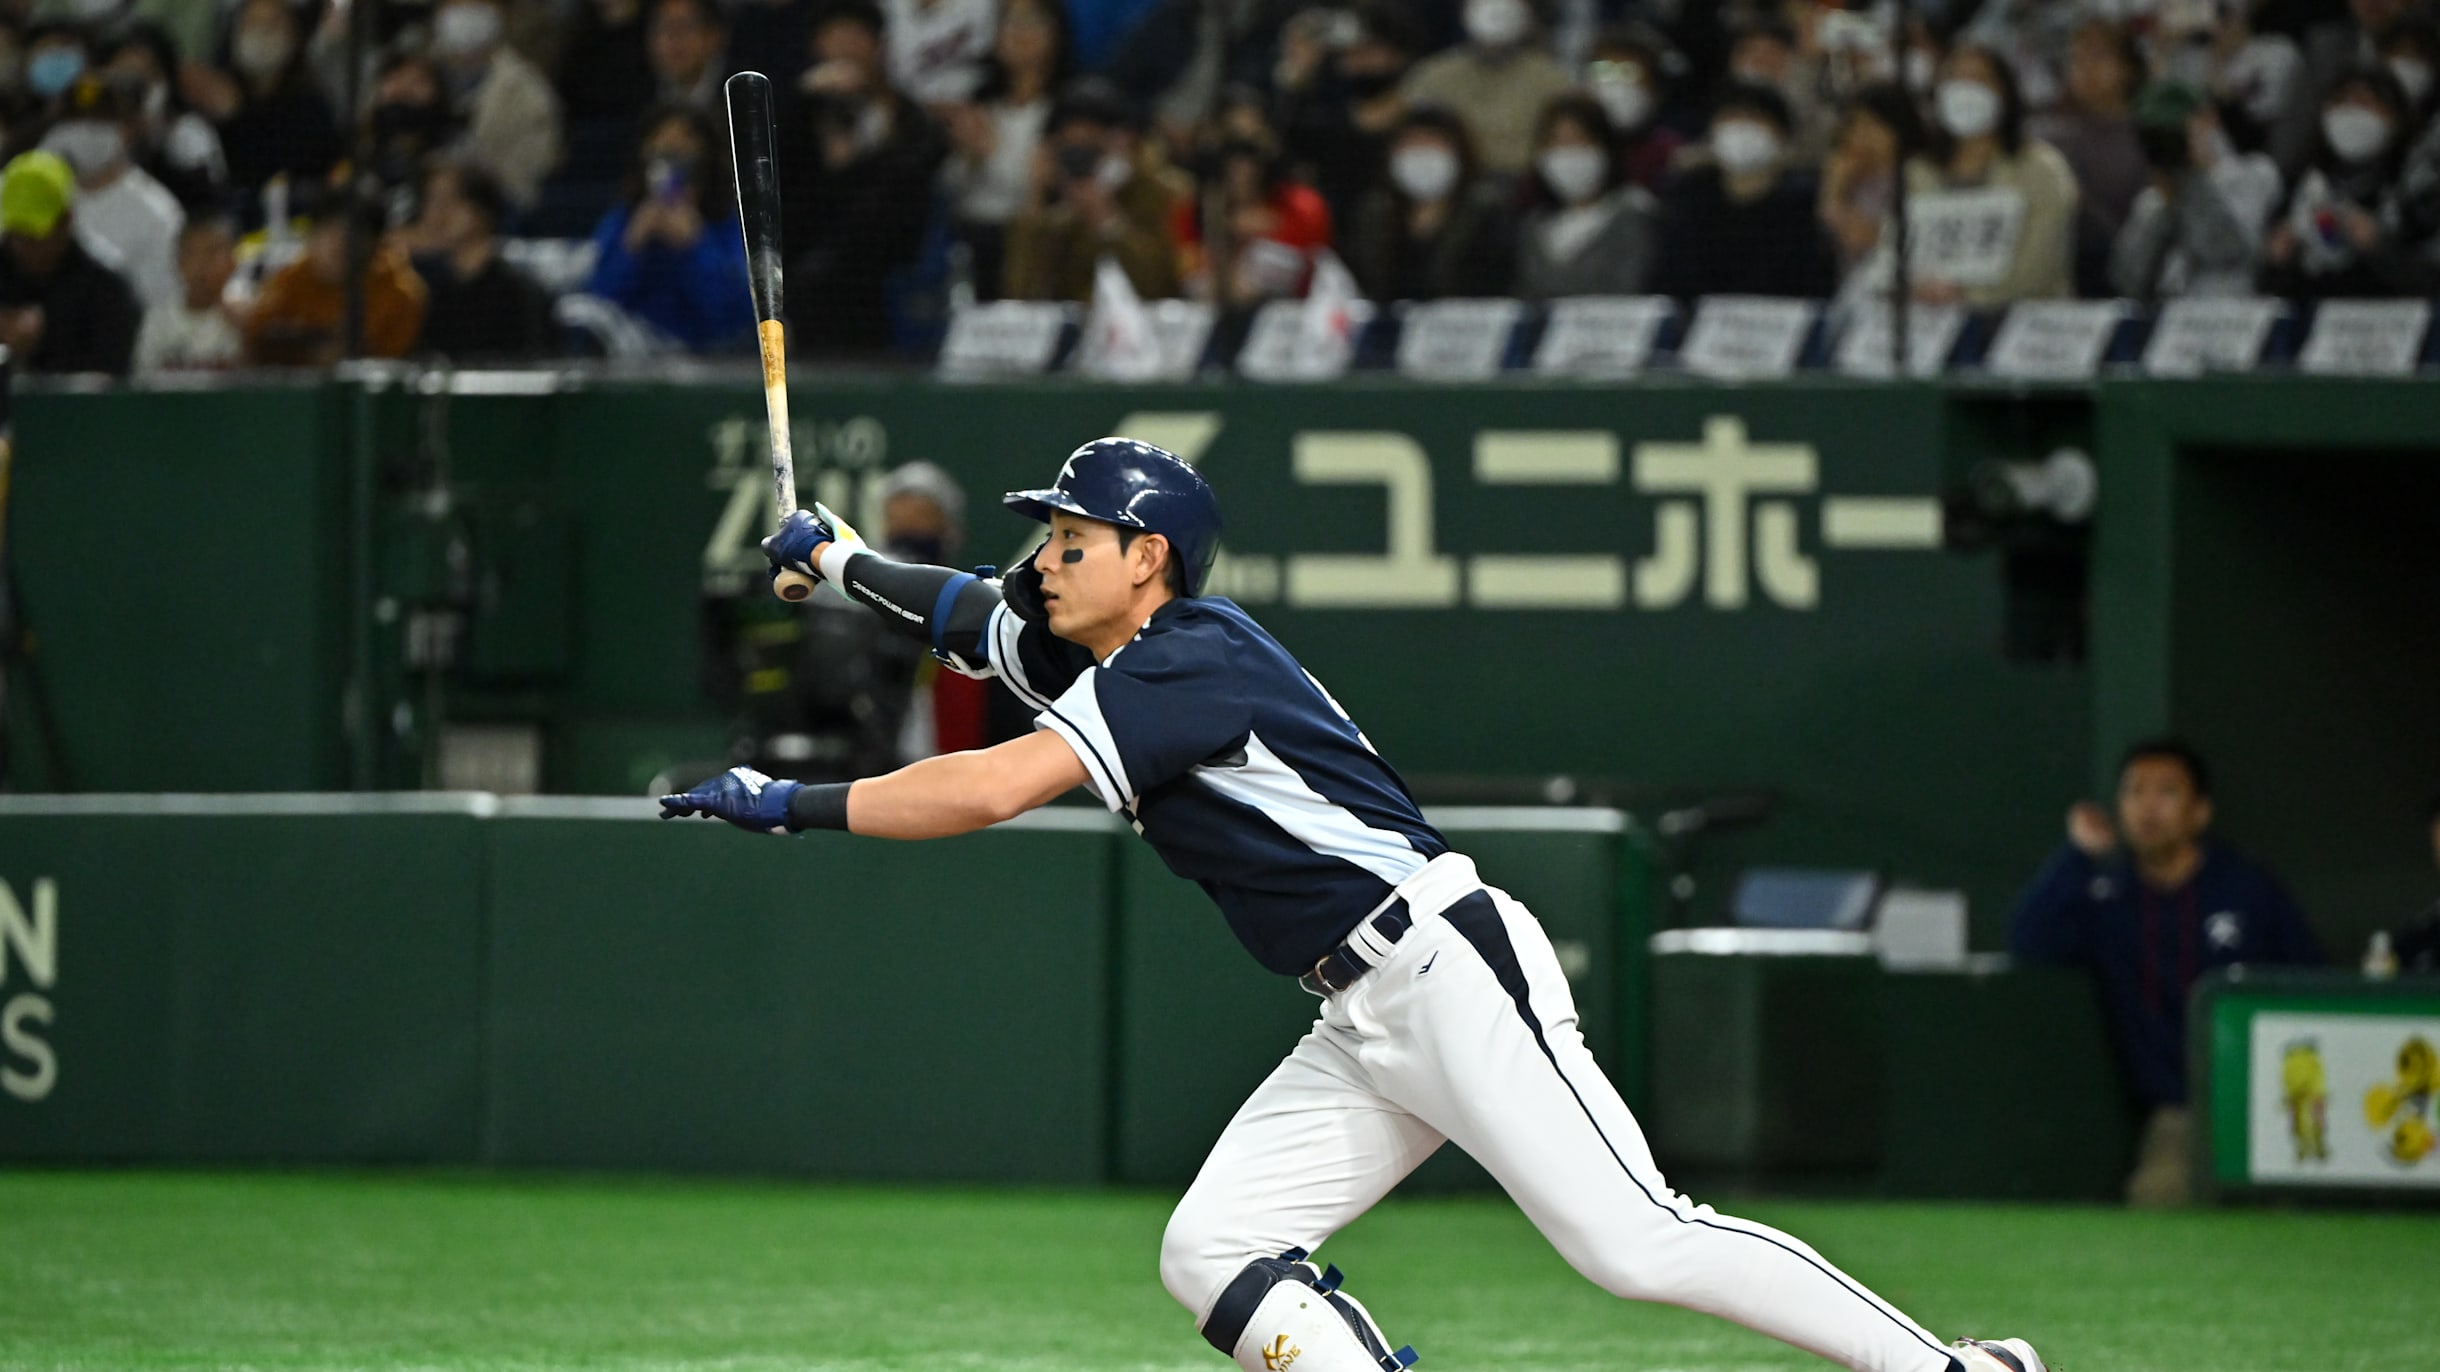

{"left": 1160, "top": 854, "right": 1958, "bottom": 1372}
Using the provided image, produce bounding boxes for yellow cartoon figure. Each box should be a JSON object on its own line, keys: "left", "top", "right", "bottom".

{"left": 2281, "top": 1040, "right": 2329, "bottom": 1162}
{"left": 2363, "top": 1035, "right": 2440, "bottom": 1166}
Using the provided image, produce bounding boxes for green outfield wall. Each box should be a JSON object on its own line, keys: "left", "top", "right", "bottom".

{"left": 0, "top": 799, "right": 2152, "bottom": 1197}
{"left": 0, "top": 801, "right": 1655, "bottom": 1189}
{"left": 5, "top": 374, "right": 2430, "bottom": 969}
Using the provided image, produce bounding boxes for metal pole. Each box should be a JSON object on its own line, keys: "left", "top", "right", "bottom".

{"left": 1889, "top": 0, "right": 1913, "bottom": 377}
{"left": 341, "top": 0, "right": 374, "bottom": 359}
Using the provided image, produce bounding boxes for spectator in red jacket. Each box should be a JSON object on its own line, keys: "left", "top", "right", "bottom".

{"left": 1174, "top": 100, "right": 1332, "bottom": 307}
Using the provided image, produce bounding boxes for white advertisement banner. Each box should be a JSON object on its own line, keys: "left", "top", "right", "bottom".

{"left": 2248, "top": 1012, "right": 2440, "bottom": 1187}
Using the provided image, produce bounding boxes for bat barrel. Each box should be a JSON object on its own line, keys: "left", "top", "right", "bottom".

{"left": 725, "top": 71, "right": 785, "bottom": 325}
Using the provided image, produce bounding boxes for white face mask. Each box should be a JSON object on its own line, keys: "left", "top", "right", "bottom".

{"left": 1390, "top": 143, "right": 1459, "bottom": 201}
{"left": 2322, "top": 104, "right": 2392, "bottom": 163}
{"left": 1711, "top": 119, "right": 1780, "bottom": 175}
{"left": 1095, "top": 151, "right": 1132, "bottom": 191}
{"left": 1936, "top": 79, "right": 2002, "bottom": 139}
{"left": 232, "top": 29, "right": 294, "bottom": 79}
{"left": 1463, "top": 0, "right": 1530, "bottom": 49}
{"left": 433, "top": 2, "right": 505, "bottom": 58}
{"left": 2387, "top": 57, "right": 2433, "bottom": 108}
{"left": 42, "top": 119, "right": 125, "bottom": 177}
{"left": 1590, "top": 66, "right": 1652, "bottom": 130}
{"left": 1536, "top": 144, "right": 1607, "bottom": 203}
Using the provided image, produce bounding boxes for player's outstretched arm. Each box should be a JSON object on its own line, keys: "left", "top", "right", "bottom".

{"left": 844, "top": 730, "right": 1087, "bottom": 838}
{"left": 659, "top": 731, "right": 1088, "bottom": 839}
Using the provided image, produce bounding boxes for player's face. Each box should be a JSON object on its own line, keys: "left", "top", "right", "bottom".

{"left": 2116, "top": 758, "right": 2210, "bottom": 859}
{"left": 1035, "top": 512, "right": 1160, "bottom": 642}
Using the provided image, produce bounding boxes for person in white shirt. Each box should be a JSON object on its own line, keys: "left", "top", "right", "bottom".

{"left": 432, "top": 0, "right": 565, "bottom": 211}
{"left": 2110, "top": 83, "right": 2283, "bottom": 300}
{"left": 939, "top": 0, "right": 1063, "bottom": 294}
{"left": 42, "top": 73, "right": 185, "bottom": 310}
{"left": 134, "top": 214, "right": 245, "bottom": 373}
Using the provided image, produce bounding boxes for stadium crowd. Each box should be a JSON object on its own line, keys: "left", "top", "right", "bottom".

{"left": 0, "top": 0, "right": 2437, "bottom": 373}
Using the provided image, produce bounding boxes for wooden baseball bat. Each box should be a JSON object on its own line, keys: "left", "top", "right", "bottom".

{"left": 725, "top": 70, "right": 816, "bottom": 603}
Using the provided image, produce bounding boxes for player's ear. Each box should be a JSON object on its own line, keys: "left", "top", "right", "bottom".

{"left": 1135, "top": 532, "right": 1171, "bottom": 590}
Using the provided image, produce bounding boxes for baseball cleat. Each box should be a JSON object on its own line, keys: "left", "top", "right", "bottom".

{"left": 1951, "top": 1337, "right": 2049, "bottom": 1372}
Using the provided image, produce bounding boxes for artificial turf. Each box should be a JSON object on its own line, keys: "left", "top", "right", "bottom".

{"left": 0, "top": 1170, "right": 2423, "bottom": 1370}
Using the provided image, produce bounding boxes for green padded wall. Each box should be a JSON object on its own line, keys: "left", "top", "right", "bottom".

{"left": 480, "top": 806, "right": 1117, "bottom": 1181}
{"left": 0, "top": 800, "right": 486, "bottom": 1162}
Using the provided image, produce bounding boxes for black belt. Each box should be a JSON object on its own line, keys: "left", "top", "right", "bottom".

{"left": 1302, "top": 899, "right": 1413, "bottom": 995}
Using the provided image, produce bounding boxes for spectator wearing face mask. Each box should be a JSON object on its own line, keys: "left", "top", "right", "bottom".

{"left": 135, "top": 211, "right": 245, "bottom": 372}
{"left": 182, "top": 0, "right": 342, "bottom": 201}
{"left": 2034, "top": 18, "right": 2150, "bottom": 298}
{"left": 364, "top": 48, "right": 458, "bottom": 198}
{"left": 1173, "top": 117, "right": 1331, "bottom": 308}
{"left": 1272, "top": 1, "right": 1418, "bottom": 235}
{"left": 874, "top": 459, "right": 988, "bottom": 761}
{"left": 1584, "top": 24, "right": 1682, "bottom": 194}
{"left": 2109, "top": 82, "right": 2283, "bottom": 301}
{"left": 1723, "top": 15, "right": 1835, "bottom": 166}
{"left": 1903, "top": 43, "right": 2077, "bottom": 306}
{"left": 781, "top": 0, "right": 946, "bottom": 353}
{"left": 2274, "top": 0, "right": 2418, "bottom": 176}
{"left": 1345, "top": 103, "right": 1513, "bottom": 301}
{"left": 41, "top": 73, "right": 183, "bottom": 308}
{"left": 99, "top": 24, "right": 228, "bottom": 212}
{"left": 1514, "top": 92, "right": 1655, "bottom": 300}
{"left": 1398, "top": 0, "right": 1575, "bottom": 176}
{"left": 583, "top": 102, "right": 754, "bottom": 351}
{"left": 1650, "top": 81, "right": 1837, "bottom": 302}
{"left": 1003, "top": 77, "right": 1185, "bottom": 302}
{"left": 2260, "top": 65, "right": 2438, "bottom": 298}
{"left": 430, "top": 0, "right": 561, "bottom": 213}
{"left": 1818, "top": 81, "right": 1925, "bottom": 279}
{"left": 22, "top": 23, "right": 89, "bottom": 120}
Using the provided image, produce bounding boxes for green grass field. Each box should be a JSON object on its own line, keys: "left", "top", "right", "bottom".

{"left": 0, "top": 1171, "right": 2425, "bottom": 1371}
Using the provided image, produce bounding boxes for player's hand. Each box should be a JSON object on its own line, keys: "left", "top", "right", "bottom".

{"left": 761, "top": 502, "right": 864, "bottom": 586}
{"left": 659, "top": 765, "right": 800, "bottom": 834}
{"left": 1001, "top": 539, "right": 1051, "bottom": 623}
{"left": 2066, "top": 801, "right": 2117, "bottom": 858}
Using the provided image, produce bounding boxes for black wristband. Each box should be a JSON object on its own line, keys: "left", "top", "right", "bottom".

{"left": 785, "top": 782, "right": 854, "bottom": 832}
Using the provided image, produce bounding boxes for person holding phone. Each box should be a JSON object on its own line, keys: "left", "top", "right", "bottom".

{"left": 581, "top": 103, "right": 755, "bottom": 352}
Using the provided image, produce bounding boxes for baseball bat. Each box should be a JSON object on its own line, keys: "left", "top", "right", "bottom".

{"left": 725, "top": 70, "right": 816, "bottom": 603}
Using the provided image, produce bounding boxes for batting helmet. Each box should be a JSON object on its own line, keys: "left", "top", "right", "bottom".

{"left": 1003, "top": 437, "right": 1223, "bottom": 596}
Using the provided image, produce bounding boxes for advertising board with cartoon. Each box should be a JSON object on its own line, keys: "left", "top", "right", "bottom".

{"left": 2249, "top": 1013, "right": 2440, "bottom": 1186}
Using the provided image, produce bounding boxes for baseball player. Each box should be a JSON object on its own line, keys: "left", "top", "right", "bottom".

{"left": 662, "top": 438, "right": 2049, "bottom": 1372}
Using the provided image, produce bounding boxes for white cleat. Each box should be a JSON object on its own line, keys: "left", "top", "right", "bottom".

{"left": 1952, "top": 1337, "right": 2050, "bottom": 1372}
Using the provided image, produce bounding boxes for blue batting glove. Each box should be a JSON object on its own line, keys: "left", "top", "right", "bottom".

{"left": 658, "top": 765, "right": 801, "bottom": 834}
{"left": 760, "top": 503, "right": 865, "bottom": 590}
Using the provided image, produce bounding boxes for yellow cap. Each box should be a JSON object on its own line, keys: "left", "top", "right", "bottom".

{"left": 0, "top": 151, "right": 74, "bottom": 238}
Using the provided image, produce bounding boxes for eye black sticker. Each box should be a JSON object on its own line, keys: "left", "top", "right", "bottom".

{"left": 1062, "top": 549, "right": 1084, "bottom": 564}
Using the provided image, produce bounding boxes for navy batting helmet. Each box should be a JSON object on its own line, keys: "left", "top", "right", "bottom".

{"left": 1004, "top": 437, "right": 1223, "bottom": 595}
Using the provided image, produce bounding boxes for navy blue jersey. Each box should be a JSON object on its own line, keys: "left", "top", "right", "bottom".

{"left": 2009, "top": 843, "right": 2323, "bottom": 1104}
{"left": 975, "top": 596, "right": 1448, "bottom": 974}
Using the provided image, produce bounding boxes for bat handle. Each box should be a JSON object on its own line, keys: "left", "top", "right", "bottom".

{"left": 773, "top": 569, "right": 817, "bottom": 602}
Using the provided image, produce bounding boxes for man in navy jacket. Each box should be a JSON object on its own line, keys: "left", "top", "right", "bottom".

{"left": 2010, "top": 738, "right": 2322, "bottom": 1206}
